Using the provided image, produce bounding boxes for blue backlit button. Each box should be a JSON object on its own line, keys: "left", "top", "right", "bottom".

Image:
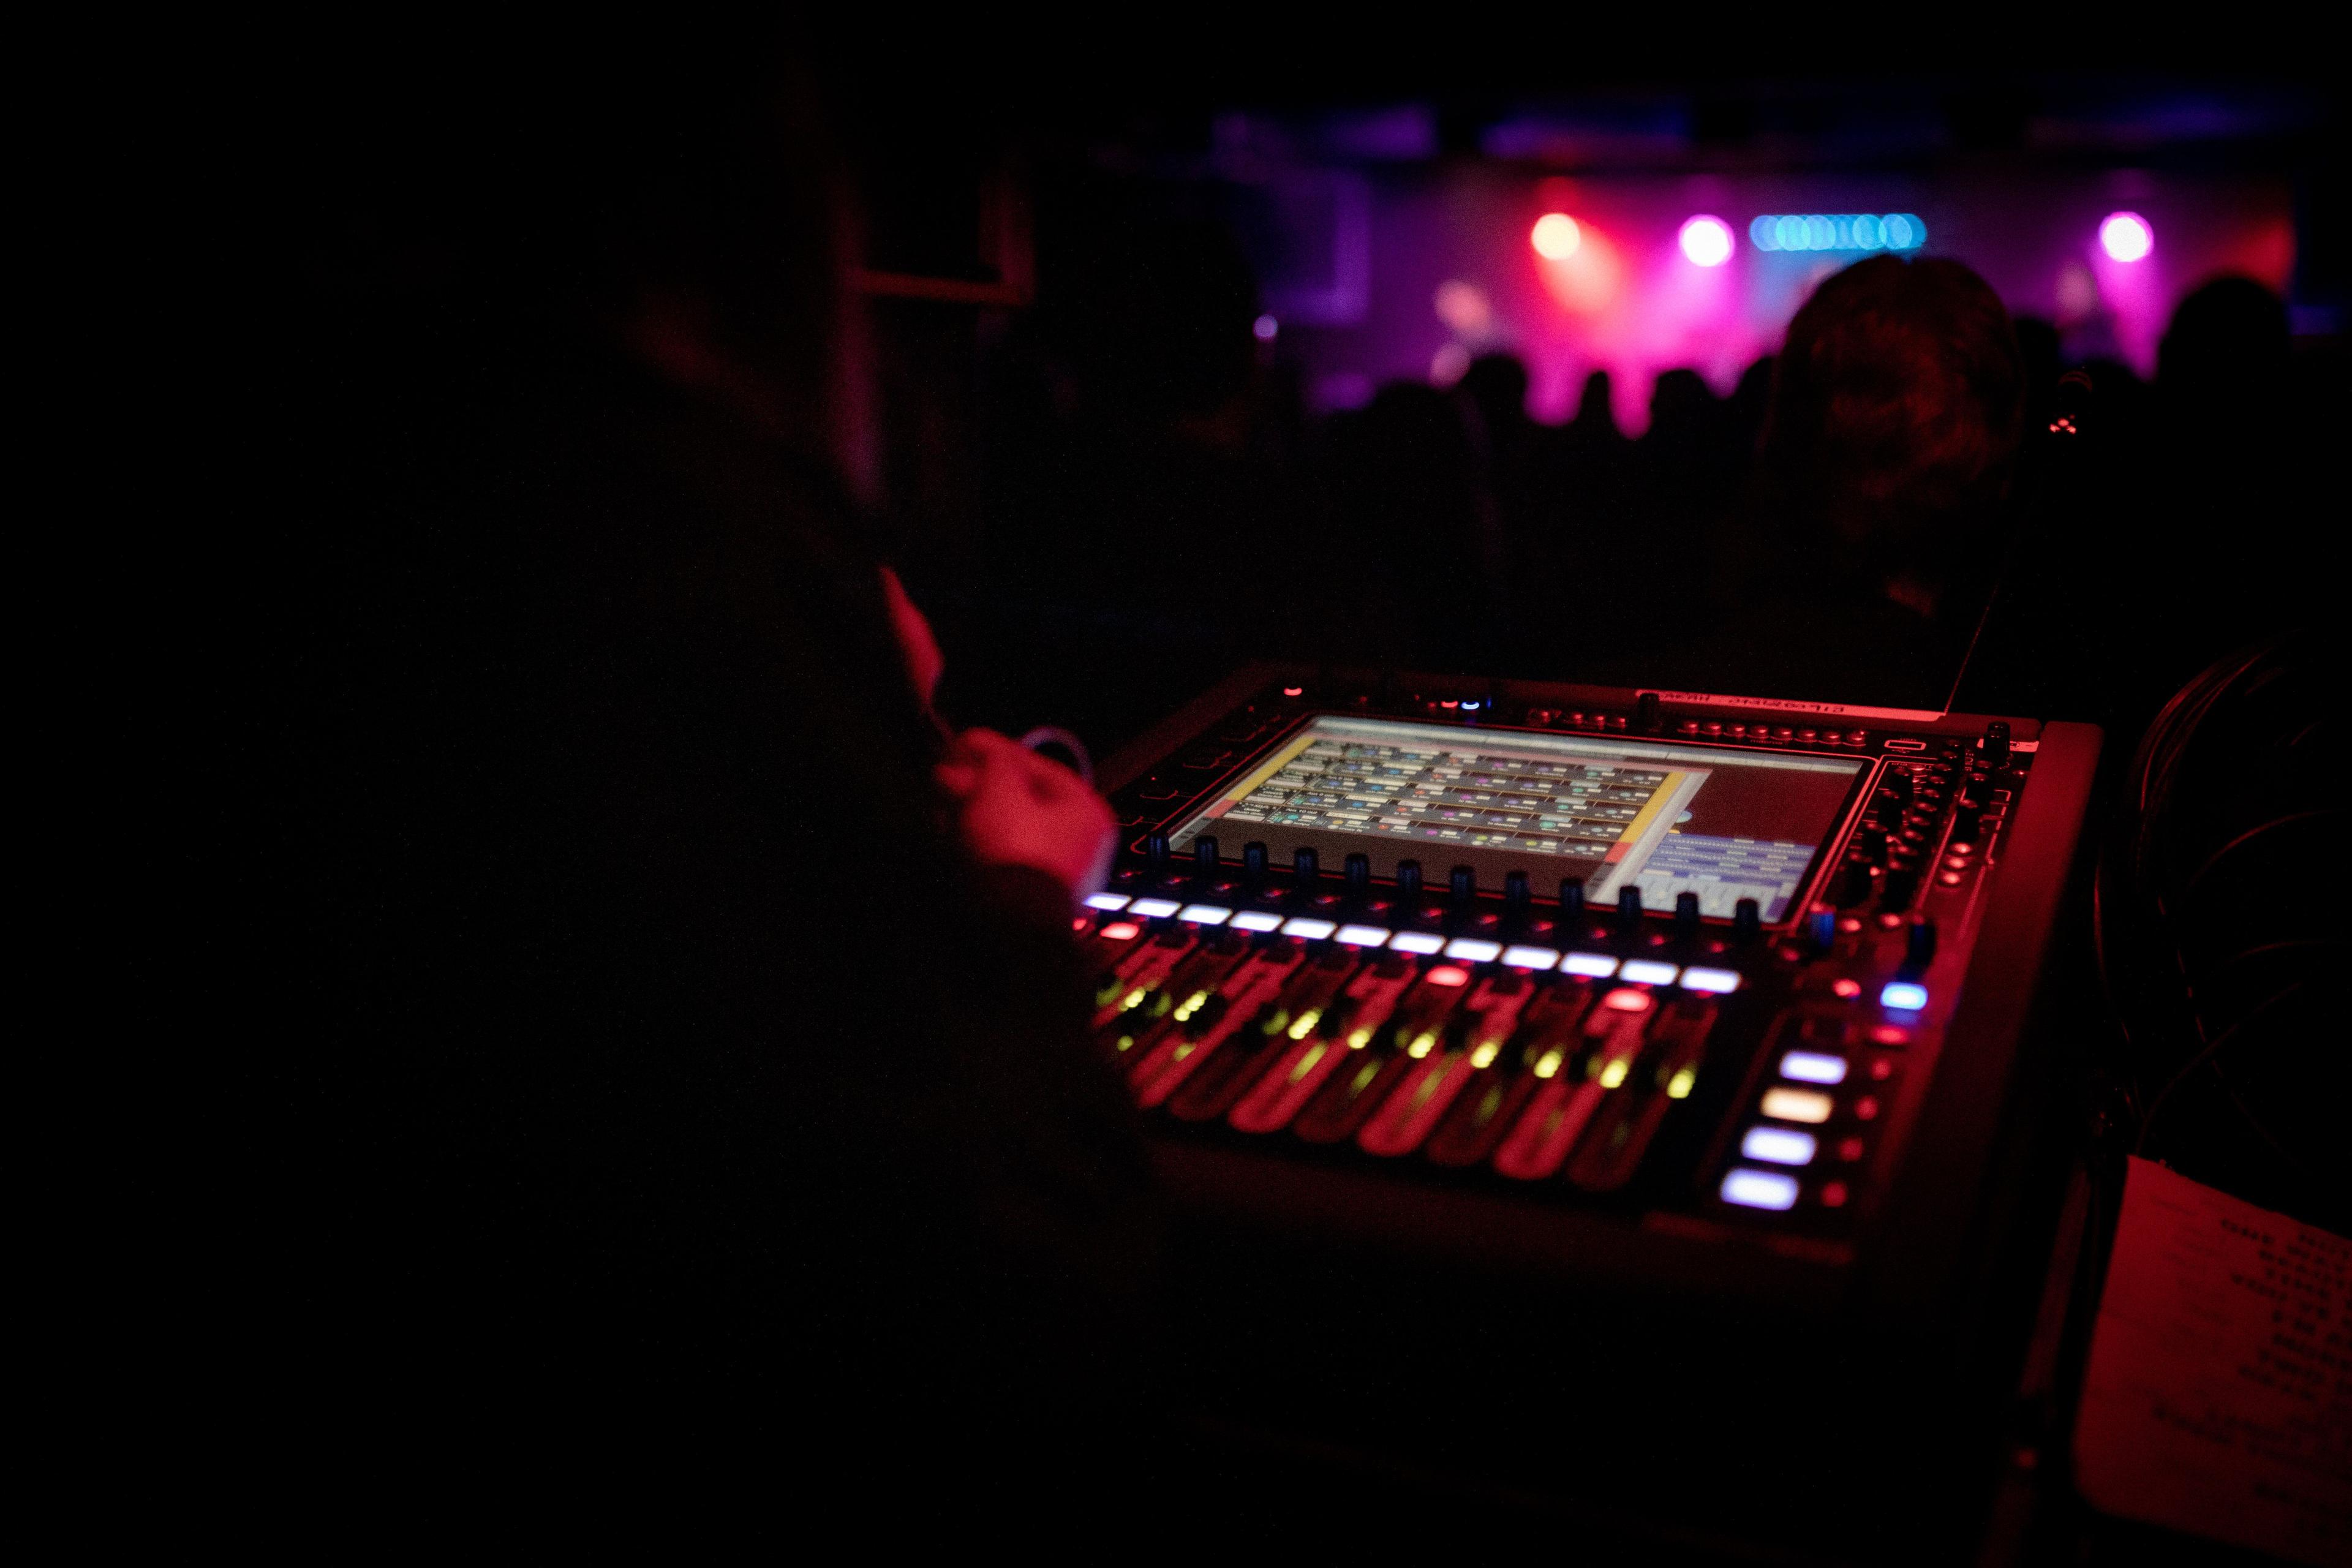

{"left": 1760, "top": 1087, "right": 1835, "bottom": 1124}
{"left": 1679, "top": 966, "right": 1740, "bottom": 993}
{"left": 1084, "top": 892, "right": 1133, "bottom": 912}
{"left": 1177, "top": 904, "right": 1233, "bottom": 925}
{"left": 1500, "top": 945, "right": 1560, "bottom": 971}
{"left": 1621, "top": 959, "right": 1679, "bottom": 986}
{"left": 1335, "top": 924, "right": 1391, "bottom": 948}
{"left": 1778, "top": 1051, "right": 1849, "bottom": 1085}
{"left": 1741, "top": 1126, "right": 1819, "bottom": 1166}
{"left": 1721, "top": 1168, "right": 1800, "bottom": 1210}
{"left": 1561, "top": 952, "right": 1619, "bottom": 978}
{"left": 1281, "top": 916, "right": 1337, "bottom": 939}
{"left": 1129, "top": 898, "right": 1182, "bottom": 919}
{"left": 1444, "top": 937, "right": 1502, "bottom": 962}
{"left": 1390, "top": 932, "right": 1446, "bottom": 956}
{"left": 1880, "top": 981, "right": 1929, "bottom": 1011}
{"left": 1231, "top": 910, "right": 1284, "bottom": 932}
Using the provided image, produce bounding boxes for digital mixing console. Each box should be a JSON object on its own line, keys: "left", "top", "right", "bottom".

{"left": 1092, "top": 667, "right": 2101, "bottom": 1314}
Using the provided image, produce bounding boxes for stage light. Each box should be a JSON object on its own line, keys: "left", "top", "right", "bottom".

{"left": 1749, "top": 213, "right": 1926, "bottom": 254}
{"left": 1679, "top": 216, "right": 1733, "bottom": 267}
{"left": 1531, "top": 212, "right": 1581, "bottom": 260}
{"left": 2099, "top": 211, "right": 2153, "bottom": 263}
{"left": 1253, "top": 314, "right": 1279, "bottom": 342}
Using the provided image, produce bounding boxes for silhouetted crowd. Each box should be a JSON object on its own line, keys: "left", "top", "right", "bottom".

{"left": 956, "top": 233, "right": 2340, "bottom": 754}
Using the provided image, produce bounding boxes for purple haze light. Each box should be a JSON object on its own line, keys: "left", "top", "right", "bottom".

{"left": 2099, "top": 212, "right": 2153, "bottom": 263}
{"left": 1678, "top": 216, "right": 1734, "bottom": 268}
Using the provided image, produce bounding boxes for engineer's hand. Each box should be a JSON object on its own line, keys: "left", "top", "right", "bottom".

{"left": 935, "top": 728, "right": 1115, "bottom": 900}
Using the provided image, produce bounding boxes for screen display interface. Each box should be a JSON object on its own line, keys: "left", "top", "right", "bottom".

{"left": 1167, "top": 715, "right": 1869, "bottom": 923}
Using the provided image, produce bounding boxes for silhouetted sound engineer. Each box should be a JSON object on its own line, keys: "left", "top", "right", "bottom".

{"left": 301, "top": 45, "right": 1163, "bottom": 1534}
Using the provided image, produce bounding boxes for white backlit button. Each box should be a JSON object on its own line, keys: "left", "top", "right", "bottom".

{"left": 1444, "top": 937, "right": 1502, "bottom": 962}
{"left": 1880, "top": 981, "right": 1929, "bottom": 1011}
{"left": 1281, "top": 916, "right": 1337, "bottom": 939}
{"left": 1084, "top": 892, "right": 1133, "bottom": 912}
{"left": 1501, "top": 945, "right": 1559, "bottom": 971}
{"left": 1760, "top": 1087, "right": 1835, "bottom": 1124}
{"left": 1779, "top": 1051, "right": 1849, "bottom": 1085}
{"left": 1741, "top": 1126, "right": 1819, "bottom": 1166}
{"left": 1129, "top": 898, "right": 1181, "bottom": 919}
{"left": 1679, "top": 966, "right": 1740, "bottom": 993}
{"left": 1335, "top": 924, "right": 1390, "bottom": 948}
{"left": 1621, "top": 959, "right": 1679, "bottom": 986}
{"left": 1561, "top": 952, "right": 1619, "bottom": 978}
{"left": 1177, "top": 904, "right": 1233, "bottom": 925}
{"left": 1721, "top": 1168, "right": 1800, "bottom": 1210}
{"left": 1390, "top": 932, "right": 1446, "bottom": 956}
{"left": 1231, "top": 910, "right": 1284, "bottom": 932}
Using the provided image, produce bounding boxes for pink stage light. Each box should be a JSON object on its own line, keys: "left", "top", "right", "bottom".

{"left": 1678, "top": 216, "right": 1734, "bottom": 267}
{"left": 1531, "top": 213, "right": 1582, "bottom": 260}
{"left": 2099, "top": 212, "right": 2153, "bottom": 263}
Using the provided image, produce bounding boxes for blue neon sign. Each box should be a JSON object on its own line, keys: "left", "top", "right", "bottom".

{"left": 1748, "top": 214, "right": 1926, "bottom": 254}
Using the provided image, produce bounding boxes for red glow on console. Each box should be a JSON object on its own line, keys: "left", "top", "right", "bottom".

{"left": 1101, "top": 921, "right": 1140, "bottom": 941}
{"left": 1427, "top": 965, "right": 1471, "bottom": 987}
{"left": 1602, "top": 987, "right": 1653, "bottom": 1012}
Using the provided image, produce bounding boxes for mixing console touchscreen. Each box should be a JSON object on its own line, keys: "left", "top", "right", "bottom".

{"left": 1166, "top": 715, "right": 1866, "bottom": 922}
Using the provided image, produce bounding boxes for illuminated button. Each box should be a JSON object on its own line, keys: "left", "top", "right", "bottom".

{"left": 1819, "top": 1181, "right": 1849, "bottom": 1208}
{"left": 1721, "top": 1169, "right": 1800, "bottom": 1210}
{"left": 1426, "top": 965, "right": 1471, "bottom": 987}
{"left": 1760, "top": 1087, "right": 1834, "bottom": 1123}
{"left": 1838, "top": 1136, "right": 1866, "bottom": 1161}
{"left": 1231, "top": 910, "right": 1284, "bottom": 932}
{"left": 1621, "top": 959, "right": 1679, "bottom": 986}
{"left": 1561, "top": 952, "right": 1619, "bottom": 978}
{"left": 1130, "top": 899, "right": 1181, "bottom": 919}
{"left": 1335, "top": 924, "right": 1390, "bottom": 948}
{"left": 1779, "top": 1051, "right": 1848, "bottom": 1085}
{"left": 1831, "top": 978, "right": 1863, "bottom": 999}
{"left": 1869, "top": 1057, "right": 1894, "bottom": 1081}
{"left": 1601, "top": 987, "right": 1653, "bottom": 1013}
{"left": 1281, "top": 916, "right": 1336, "bottom": 939}
{"left": 1939, "top": 870, "right": 1966, "bottom": 886}
{"left": 1177, "top": 904, "right": 1232, "bottom": 925}
{"left": 1880, "top": 981, "right": 1929, "bottom": 1011}
{"left": 1444, "top": 938, "right": 1502, "bottom": 962}
{"left": 1853, "top": 1096, "right": 1880, "bottom": 1121}
{"left": 1391, "top": 932, "right": 1446, "bottom": 955}
{"left": 1679, "top": 967, "right": 1740, "bottom": 993}
{"left": 1870, "top": 1024, "right": 1910, "bottom": 1046}
{"left": 1100, "top": 921, "right": 1141, "bottom": 941}
{"left": 1741, "top": 1126, "right": 1819, "bottom": 1166}
{"left": 1084, "top": 892, "right": 1133, "bottom": 911}
{"left": 1501, "top": 945, "right": 1560, "bottom": 971}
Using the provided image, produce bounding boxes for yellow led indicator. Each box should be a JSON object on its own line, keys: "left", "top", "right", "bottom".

{"left": 1171, "top": 989, "right": 1210, "bottom": 1022}
{"left": 1347, "top": 1027, "right": 1374, "bottom": 1049}
{"left": 1261, "top": 1008, "right": 1291, "bottom": 1036}
{"left": 1349, "top": 1060, "right": 1382, "bottom": 1094}
{"left": 1287, "top": 1009, "right": 1323, "bottom": 1041}
{"left": 1172, "top": 1042, "right": 1196, "bottom": 1063}
{"left": 1599, "top": 1057, "right": 1630, "bottom": 1089}
{"left": 1115, "top": 1034, "right": 1136, "bottom": 1054}
{"left": 1121, "top": 987, "right": 1148, "bottom": 1011}
{"left": 1470, "top": 1041, "right": 1501, "bottom": 1069}
{"left": 1533, "top": 1049, "right": 1564, "bottom": 1079}
{"left": 1666, "top": 1066, "right": 1697, "bottom": 1099}
{"left": 1408, "top": 1031, "right": 1438, "bottom": 1059}
{"left": 1287, "top": 1042, "right": 1329, "bottom": 1082}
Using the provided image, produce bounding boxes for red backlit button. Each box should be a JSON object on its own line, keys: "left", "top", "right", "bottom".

{"left": 1831, "top": 978, "right": 1863, "bottom": 1000}
{"left": 1869, "top": 1057, "right": 1895, "bottom": 1081}
{"left": 1838, "top": 1136, "right": 1866, "bottom": 1162}
{"left": 1101, "top": 922, "right": 1142, "bottom": 942}
{"left": 1602, "top": 987, "right": 1653, "bottom": 1012}
{"left": 1819, "top": 1181, "right": 1850, "bottom": 1208}
{"left": 1426, "top": 965, "right": 1471, "bottom": 987}
{"left": 1870, "top": 1024, "right": 1910, "bottom": 1046}
{"left": 1853, "top": 1096, "right": 1881, "bottom": 1121}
